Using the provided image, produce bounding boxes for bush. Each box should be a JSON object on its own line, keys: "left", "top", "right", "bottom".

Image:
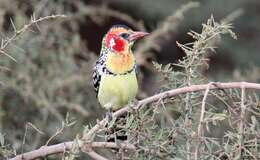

{"left": 0, "top": 1, "right": 259, "bottom": 160}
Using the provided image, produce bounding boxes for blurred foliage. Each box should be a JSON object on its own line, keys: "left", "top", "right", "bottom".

{"left": 0, "top": 0, "right": 259, "bottom": 159}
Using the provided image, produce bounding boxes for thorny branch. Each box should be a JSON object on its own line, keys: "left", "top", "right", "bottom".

{"left": 194, "top": 82, "right": 213, "bottom": 160}
{"left": 9, "top": 141, "right": 135, "bottom": 160}
{"left": 0, "top": 14, "right": 66, "bottom": 62}
{"left": 9, "top": 82, "right": 260, "bottom": 160}
{"left": 238, "top": 85, "right": 246, "bottom": 158}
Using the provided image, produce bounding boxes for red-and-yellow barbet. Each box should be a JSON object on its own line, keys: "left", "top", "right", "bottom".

{"left": 92, "top": 25, "right": 149, "bottom": 118}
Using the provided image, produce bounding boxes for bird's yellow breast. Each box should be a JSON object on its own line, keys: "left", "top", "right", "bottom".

{"left": 98, "top": 72, "right": 138, "bottom": 110}
{"left": 105, "top": 51, "right": 135, "bottom": 74}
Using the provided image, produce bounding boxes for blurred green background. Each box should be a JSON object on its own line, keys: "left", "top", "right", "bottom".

{"left": 0, "top": 0, "right": 259, "bottom": 159}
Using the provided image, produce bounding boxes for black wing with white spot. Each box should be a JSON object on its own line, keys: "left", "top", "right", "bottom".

{"left": 92, "top": 55, "right": 106, "bottom": 96}
{"left": 92, "top": 69, "right": 101, "bottom": 94}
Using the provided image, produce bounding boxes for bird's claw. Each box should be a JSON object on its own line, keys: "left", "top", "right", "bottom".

{"left": 105, "top": 108, "right": 113, "bottom": 122}
{"left": 129, "top": 98, "right": 139, "bottom": 108}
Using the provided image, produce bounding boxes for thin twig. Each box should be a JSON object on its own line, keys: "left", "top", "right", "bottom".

{"left": 45, "top": 123, "right": 65, "bottom": 146}
{"left": 0, "top": 14, "right": 66, "bottom": 61}
{"left": 243, "top": 146, "right": 257, "bottom": 160}
{"left": 9, "top": 82, "right": 260, "bottom": 160}
{"left": 238, "top": 83, "right": 246, "bottom": 158}
{"left": 194, "top": 82, "right": 212, "bottom": 160}
{"left": 21, "top": 124, "right": 29, "bottom": 158}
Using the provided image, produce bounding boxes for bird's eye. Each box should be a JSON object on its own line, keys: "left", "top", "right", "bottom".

{"left": 120, "top": 33, "right": 130, "bottom": 39}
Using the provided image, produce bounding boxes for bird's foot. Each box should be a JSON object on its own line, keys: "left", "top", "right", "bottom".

{"left": 129, "top": 98, "right": 139, "bottom": 109}
{"left": 105, "top": 108, "right": 113, "bottom": 122}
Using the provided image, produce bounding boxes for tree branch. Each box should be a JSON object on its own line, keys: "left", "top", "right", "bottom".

{"left": 0, "top": 14, "right": 66, "bottom": 62}
{"left": 9, "top": 141, "right": 135, "bottom": 160}
{"left": 9, "top": 82, "right": 260, "bottom": 160}
{"left": 10, "top": 142, "right": 73, "bottom": 160}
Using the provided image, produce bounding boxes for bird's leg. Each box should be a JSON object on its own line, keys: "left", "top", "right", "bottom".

{"left": 129, "top": 98, "right": 139, "bottom": 109}
{"left": 129, "top": 98, "right": 139, "bottom": 115}
{"left": 105, "top": 107, "right": 113, "bottom": 122}
{"left": 104, "top": 107, "right": 117, "bottom": 143}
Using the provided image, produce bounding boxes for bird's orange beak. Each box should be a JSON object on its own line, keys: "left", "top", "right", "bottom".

{"left": 129, "top": 31, "right": 149, "bottom": 41}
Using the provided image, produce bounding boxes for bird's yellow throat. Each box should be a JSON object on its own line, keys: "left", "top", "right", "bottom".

{"left": 105, "top": 51, "right": 135, "bottom": 74}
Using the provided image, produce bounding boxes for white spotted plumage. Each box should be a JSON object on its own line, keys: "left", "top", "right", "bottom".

{"left": 92, "top": 25, "right": 148, "bottom": 110}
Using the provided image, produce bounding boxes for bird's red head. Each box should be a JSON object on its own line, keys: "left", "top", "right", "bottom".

{"left": 103, "top": 25, "right": 149, "bottom": 53}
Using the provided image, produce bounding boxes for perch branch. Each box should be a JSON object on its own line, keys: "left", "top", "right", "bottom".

{"left": 9, "top": 82, "right": 260, "bottom": 160}
{"left": 9, "top": 141, "right": 135, "bottom": 160}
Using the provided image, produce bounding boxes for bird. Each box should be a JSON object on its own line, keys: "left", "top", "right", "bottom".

{"left": 92, "top": 25, "right": 149, "bottom": 116}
